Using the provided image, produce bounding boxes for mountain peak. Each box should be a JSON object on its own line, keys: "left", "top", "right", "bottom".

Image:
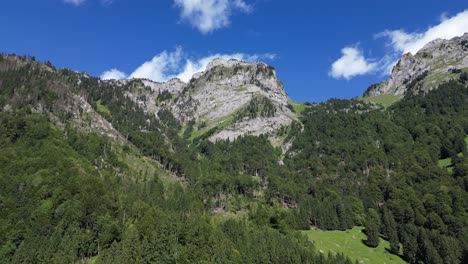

{"left": 365, "top": 33, "right": 468, "bottom": 97}
{"left": 172, "top": 58, "right": 294, "bottom": 142}
{"left": 114, "top": 57, "right": 295, "bottom": 143}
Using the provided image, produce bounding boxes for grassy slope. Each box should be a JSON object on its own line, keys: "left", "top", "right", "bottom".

{"left": 96, "top": 99, "right": 111, "bottom": 116}
{"left": 291, "top": 101, "right": 308, "bottom": 114}
{"left": 122, "top": 149, "right": 178, "bottom": 186}
{"left": 303, "top": 227, "right": 406, "bottom": 264}
{"left": 190, "top": 115, "right": 235, "bottom": 140}
{"left": 360, "top": 94, "right": 401, "bottom": 108}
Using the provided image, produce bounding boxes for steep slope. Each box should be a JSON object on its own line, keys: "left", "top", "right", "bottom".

{"left": 113, "top": 58, "right": 297, "bottom": 142}
{"left": 173, "top": 58, "right": 296, "bottom": 141}
{"left": 0, "top": 53, "right": 354, "bottom": 264}
{"left": 0, "top": 55, "right": 124, "bottom": 142}
{"left": 365, "top": 33, "right": 468, "bottom": 97}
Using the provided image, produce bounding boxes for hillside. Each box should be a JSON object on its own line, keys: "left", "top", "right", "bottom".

{"left": 0, "top": 51, "right": 467, "bottom": 264}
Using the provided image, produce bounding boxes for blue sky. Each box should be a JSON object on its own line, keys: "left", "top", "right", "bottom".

{"left": 1, "top": 1, "right": 467, "bottom": 102}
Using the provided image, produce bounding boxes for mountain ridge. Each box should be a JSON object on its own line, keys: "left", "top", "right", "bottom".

{"left": 365, "top": 33, "right": 468, "bottom": 97}
{"left": 102, "top": 57, "right": 297, "bottom": 143}
{"left": 0, "top": 44, "right": 467, "bottom": 263}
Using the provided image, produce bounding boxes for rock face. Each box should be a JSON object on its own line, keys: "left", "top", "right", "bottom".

{"left": 173, "top": 58, "right": 295, "bottom": 141}
{"left": 119, "top": 58, "right": 297, "bottom": 142}
{"left": 366, "top": 33, "right": 468, "bottom": 96}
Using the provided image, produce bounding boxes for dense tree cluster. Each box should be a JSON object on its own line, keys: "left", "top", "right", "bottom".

{"left": 284, "top": 80, "right": 468, "bottom": 263}
{"left": 0, "top": 112, "right": 353, "bottom": 263}
{"left": 0, "top": 55, "right": 467, "bottom": 263}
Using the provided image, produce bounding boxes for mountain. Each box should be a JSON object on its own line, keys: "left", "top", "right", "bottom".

{"left": 365, "top": 33, "right": 468, "bottom": 97}
{"left": 109, "top": 58, "right": 296, "bottom": 143}
{"left": 0, "top": 44, "right": 467, "bottom": 264}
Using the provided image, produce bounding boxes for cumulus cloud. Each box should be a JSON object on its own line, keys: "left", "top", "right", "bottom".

{"left": 63, "top": 0, "right": 86, "bottom": 6}
{"left": 174, "top": 0, "right": 252, "bottom": 34}
{"left": 380, "top": 10, "right": 468, "bottom": 55}
{"left": 101, "top": 48, "right": 275, "bottom": 83}
{"left": 330, "top": 10, "right": 468, "bottom": 79}
{"left": 129, "top": 47, "right": 184, "bottom": 82}
{"left": 329, "top": 47, "right": 377, "bottom": 80}
{"left": 100, "top": 69, "right": 127, "bottom": 80}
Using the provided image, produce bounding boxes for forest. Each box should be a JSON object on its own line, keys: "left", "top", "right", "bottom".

{"left": 0, "top": 55, "right": 467, "bottom": 263}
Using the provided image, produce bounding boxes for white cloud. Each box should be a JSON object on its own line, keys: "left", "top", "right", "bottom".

{"left": 129, "top": 47, "right": 184, "bottom": 82}
{"left": 100, "top": 69, "right": 127, "bottom": 80}
{"left": 101, "top": 48, "right": 275, "bottom": 83}
{"left": 174, "top": 0, "right": 252, "bottom": 34}
{"left": 63, "top": 0, "right": 86, "bottom": 6}
{"left": 330, "top": 10, "right": 468, "bottom": 79}
{"left": 329, "top": 47, "right": 377, "bottom": 80}
{"left": 380, "top": 10, "right": 468, "bottom": 55}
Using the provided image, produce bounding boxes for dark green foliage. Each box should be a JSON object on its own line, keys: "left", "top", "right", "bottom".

{"left": 364, "top": 209, "right": 380, "bottom": 247}
{"left": 460, "top": 71, "right": 468, "bottom": 83}
{"left": 235, "top": 95, "right": 276, "bottom": 121}
{"left": 450, "top": 68, "right": 462, "bottom": 74}
{"left": 285, "top": 81, "right": 468, "bottom": 263}
{"left": 197, "top": 120, "right": 207, "bottom": 130}
{"left": 0, "top": 111, "right": 358, "bottom": 264}
{"left": 156, "top": 90, "right": 172, "bottom": 102}
{"left": 157, "top": 108, "right": 181, "bottom": 129}
{"left": 382, "top": 207, "right": 399, "bottom": 253}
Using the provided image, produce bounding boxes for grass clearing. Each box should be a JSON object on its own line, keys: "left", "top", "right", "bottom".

{"left": 190, "top": 115, "right": 235, "bottom": 140}
{"left": 438, "top": 157, "right": 453, "bottom": 173}
{"left": 122, "top": 149, "right": 179, "bottom": 186}
{"left": 96, "top": 100, "right": 111, "bottom": 116}
{"left": 303, "top": 226, "right": 406, "bottom": 264}
{"left": 290, "top": 101, "right": 309, "bottom": 114}
{"left": 360, "top": 94, "right": 401, "bottom": 108}
{"left": 438, "top": 135, "right": 468, "bottom": 173}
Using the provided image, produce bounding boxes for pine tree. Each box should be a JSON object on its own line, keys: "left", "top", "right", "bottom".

{"left": 365, "top": 209, "right": 380, "bottom": 248}
{"left": 382, "top": 207, "right": 399, "bottom": 253}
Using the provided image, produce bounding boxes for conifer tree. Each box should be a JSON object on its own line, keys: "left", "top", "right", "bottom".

{"left": 365, "top": 208, "right": 380, "bottom": 248}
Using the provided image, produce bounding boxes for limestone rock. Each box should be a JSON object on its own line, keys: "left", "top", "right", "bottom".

{"left": 366, "top": 33, "right": 468, "bottom": 96}
{"left": 122, "top": 58, "right": 297, "bottom": 142}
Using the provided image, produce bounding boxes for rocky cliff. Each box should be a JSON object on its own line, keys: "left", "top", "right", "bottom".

{"left": 116, "top": 58, "right": 297, "bottom": 143}
{"left": 365, "top": 33, "right": 468, "bottom": 97}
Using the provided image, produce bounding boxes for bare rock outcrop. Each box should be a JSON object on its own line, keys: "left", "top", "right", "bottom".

{"left": 120, "top": 58, "right": 297, "bottom": 142}
{"left": 366, "top": 33, "right": 468, "bottom": 96}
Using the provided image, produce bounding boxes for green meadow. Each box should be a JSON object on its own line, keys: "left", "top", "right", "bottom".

{"left": 303, "top": 226, "right": 406, "bottom": 264}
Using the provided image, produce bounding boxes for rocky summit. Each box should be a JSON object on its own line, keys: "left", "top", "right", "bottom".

{"left": 365, "top": 33, "right": 468, "bottom": 97}
{"left": 113, "top": 58, "right": 297, "bottom": 143}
